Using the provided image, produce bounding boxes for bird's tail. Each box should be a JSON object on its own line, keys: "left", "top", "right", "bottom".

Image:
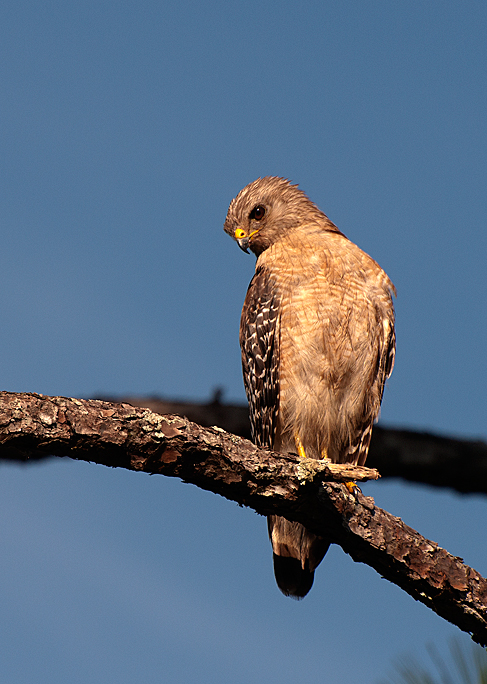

{"left": 267, "top": 515, "right": 330, "bottom": 599}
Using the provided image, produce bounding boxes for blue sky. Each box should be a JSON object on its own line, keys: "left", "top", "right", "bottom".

{"left": 0, "top": 1, "right": 486, "bottom": 682}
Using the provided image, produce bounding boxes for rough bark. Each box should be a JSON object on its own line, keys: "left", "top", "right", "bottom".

{"left": 0, "top": 391, "right": 486, "bottom": 647}
{"left": 104, "top": 394, "right": 487, "bottom": 495}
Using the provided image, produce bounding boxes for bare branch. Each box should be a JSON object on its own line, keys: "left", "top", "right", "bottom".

{"left": 107, "top": 395, "right": 487, "bottom": 495}
{"left": 0, "top": 391, "right": 486, "bottom": 646}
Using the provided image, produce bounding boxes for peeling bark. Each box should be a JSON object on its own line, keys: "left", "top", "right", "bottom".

{"left": 0, "top": 391, "right": 486, "bottom": 646}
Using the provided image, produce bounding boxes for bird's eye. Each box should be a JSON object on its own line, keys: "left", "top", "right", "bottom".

{"left": 250, "top": 205, "right": 266, "bottom": 221}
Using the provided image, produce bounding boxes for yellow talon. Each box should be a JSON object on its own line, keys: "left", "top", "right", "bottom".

{"left": 294, "top": 431, "right": 307, "bottom": 459}
{"left": 345, "top": 481, "right": 361, "bottom": 496}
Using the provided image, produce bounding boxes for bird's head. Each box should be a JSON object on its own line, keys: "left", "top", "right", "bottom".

{"left": 223, "top": 176, "right": 337, "bottom": 256}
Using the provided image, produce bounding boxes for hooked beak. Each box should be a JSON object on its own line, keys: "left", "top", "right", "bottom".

{"left": 234, "top": 227, "right": 250, "bottom": 253}
{"left": 237, "top": 236, "right": 250, "bottom": 253}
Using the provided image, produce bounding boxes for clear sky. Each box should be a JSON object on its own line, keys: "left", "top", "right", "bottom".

{"left": 0, "top": 1, "right": 486, "bottom": 682}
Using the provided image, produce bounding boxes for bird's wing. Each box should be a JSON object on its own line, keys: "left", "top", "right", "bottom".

{"left": 355, "top": 300, "right": 396, "bottom": 466}
{"left": 239, "top": 264, "right": 281, "bottom": 449}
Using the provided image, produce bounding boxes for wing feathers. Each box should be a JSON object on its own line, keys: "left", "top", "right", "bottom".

{"left": 240, "top": 265, "right": 281, "bottom": 449}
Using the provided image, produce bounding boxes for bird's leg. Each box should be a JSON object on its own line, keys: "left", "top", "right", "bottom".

{"left": 294, "top": 431, "right": 333, "bottom": 462}
{"left": 295, "top": 432, "right": 359, "bottom": 495}
{"left": 294, "top": 431, "right": 307, "bottom": 459}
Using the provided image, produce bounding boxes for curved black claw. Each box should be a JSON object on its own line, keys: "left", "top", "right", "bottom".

{"left": 345, "top": 481, "right": 362, "bottom": 498}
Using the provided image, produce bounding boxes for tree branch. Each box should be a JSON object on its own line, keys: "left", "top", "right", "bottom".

{"left": 102, "top": 395, "right": 487, "bottom": 495}
{"left": 1, "top": 391, "right": 486, "bottom": 646}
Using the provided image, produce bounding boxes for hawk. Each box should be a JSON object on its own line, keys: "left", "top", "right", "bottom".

{"left": 224, "top": 177, "right": 396, "bottom": 598}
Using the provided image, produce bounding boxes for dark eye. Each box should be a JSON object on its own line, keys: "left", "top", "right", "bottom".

{"left": 250, "top": 205, "right": 266, "bottom": 221}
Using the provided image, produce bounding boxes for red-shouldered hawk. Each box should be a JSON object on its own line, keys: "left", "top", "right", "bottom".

{"left": 224, "top": 177, "right": 396, "bottom": 599}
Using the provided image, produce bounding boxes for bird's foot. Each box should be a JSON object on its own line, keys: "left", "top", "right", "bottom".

{"left": 345, "top": 481, "right": 361, "bottom": 497}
